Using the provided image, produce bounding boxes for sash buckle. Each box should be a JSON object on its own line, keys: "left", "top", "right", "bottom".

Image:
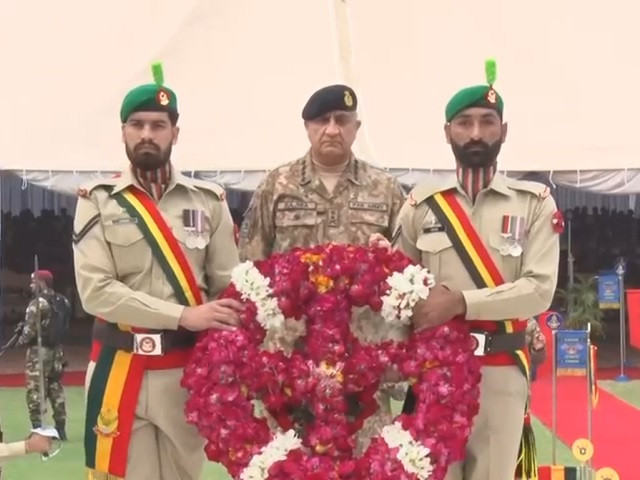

{"left": 470, "top": 331, "right": 489, "bottom": 356}
{"left": 133, "top": 333, "right": 164, "bottom": 356}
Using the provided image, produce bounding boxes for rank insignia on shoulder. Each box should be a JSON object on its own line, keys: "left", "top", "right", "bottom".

{"left": 77, "top": 187, "right": 88, "bottom": 198}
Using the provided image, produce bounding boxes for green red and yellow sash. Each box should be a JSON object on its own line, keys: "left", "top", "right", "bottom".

{"left": 425, "top": 189, "right": 537, "bottom": 479}
{"left": 84, "top": 186, "right": 204, "bottom": 480}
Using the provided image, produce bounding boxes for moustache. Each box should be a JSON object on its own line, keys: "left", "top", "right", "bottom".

{"left": 135, "top": 142, "right": 160, "bottom": 152}
{"left": 463, "top": 141, "right": 490, "bottom": 152}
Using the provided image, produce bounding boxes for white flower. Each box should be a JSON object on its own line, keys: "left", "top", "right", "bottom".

{"left": 240, "top": 430, "right": 302, "bottom": 480}
{"left": 231, "top": 261, "right": 286, "bottom": 331}
{"left": 381, "top": 265, "right": 435, "bottom": 326}
{"left": 381, "top": 422, "right": 433, "bottom": 479}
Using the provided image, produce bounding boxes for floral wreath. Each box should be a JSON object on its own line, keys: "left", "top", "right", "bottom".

{"left": 182, "top": 244, "right": 481, "bottom": 480}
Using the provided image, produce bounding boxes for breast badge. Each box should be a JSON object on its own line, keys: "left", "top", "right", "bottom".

{"left": 94, "top": 408, "right": 120, "bottom": 438}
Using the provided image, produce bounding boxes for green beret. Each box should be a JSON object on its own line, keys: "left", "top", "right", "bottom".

{"left": 120, "top": 62, "right": 178, "bottom": 123}
{"left": 302, "top": 84, "right": 357, "bottom": 120}
{"left": 445, "top": 59, "right": 504, "bottom": 122}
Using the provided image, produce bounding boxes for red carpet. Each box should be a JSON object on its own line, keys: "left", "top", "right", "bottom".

{"left": 531, "top": 375, "right": 639, "bottom": 479}
{"left": 0, "top": 371, "right": 86, "bottom": 387}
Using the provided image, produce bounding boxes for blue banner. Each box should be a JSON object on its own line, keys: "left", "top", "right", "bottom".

{"left": 556, "top": 329, "right": 589, "bottom": 376}
{"left": 597, "top": 271, "right": 620, "bottom": 309}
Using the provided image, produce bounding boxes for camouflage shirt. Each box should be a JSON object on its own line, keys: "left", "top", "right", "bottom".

{"left": 239, "top": 151, "right": 407, "bottom": 454}
{"left": 17, "top": 291, "right": 52, "bottom": 347}
{"left": 239, "top": 152, "right": 406, "bottom": 261}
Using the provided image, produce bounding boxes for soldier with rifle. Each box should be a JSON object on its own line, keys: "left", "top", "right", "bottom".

{"left": 15, "top": 267, "right": 70, "bottom": 440}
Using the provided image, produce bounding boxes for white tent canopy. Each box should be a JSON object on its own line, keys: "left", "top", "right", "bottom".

{"left": 1, "top": 0, "right": 640, "bottom": 195}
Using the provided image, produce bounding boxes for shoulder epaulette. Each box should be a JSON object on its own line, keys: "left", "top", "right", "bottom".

{"left": 505, "top": 178, "right": 551, "bottom": 199}
{"left": 188, "top": 178, "right": 226, "bottom": 201}
{"left": 76, "top": 177, "right": 118, "bottom": 198}
{"left": 406, "top": 179, "right": 448, "bottom": 206}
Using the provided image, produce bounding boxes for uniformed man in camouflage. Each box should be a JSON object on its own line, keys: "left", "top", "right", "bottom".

{"left": 394, "top": 60, "right": 560, "bottom": 480}
{"left": 73, "top": 63, "right": 241, "bottom": 480}
{"left": 15, "top": 270, "right": 69, "bottom": 441}
{"left": 526, "top": 317, "right": 547, "bottom": 380}
{"left": 239, "top": 84, "right": 406, "bottom": 454}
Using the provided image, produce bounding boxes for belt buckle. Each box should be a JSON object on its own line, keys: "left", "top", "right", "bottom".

{"left": 133, "top": 333, "right": 163, "bottom": 356}
{"left": 470, "top": 331, "right": 490, "bottom": 356}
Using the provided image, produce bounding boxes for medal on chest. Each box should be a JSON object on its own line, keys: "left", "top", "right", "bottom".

{"left": 500, "top": 215, "right": 525, "bottom": 257}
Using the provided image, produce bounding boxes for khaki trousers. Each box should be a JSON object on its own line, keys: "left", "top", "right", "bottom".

{"left": 85, "top": 363, "right": 205, "bottom": 480}
{"left": 444, "top": 365, "right": 528, "bottom": 480}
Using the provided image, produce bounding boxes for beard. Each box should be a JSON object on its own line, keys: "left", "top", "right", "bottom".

{"left": 126, "top": 141, "right": 172, "bottom": 171}
{"left": 451, "top": 139, "right": 502, "bottom": 168}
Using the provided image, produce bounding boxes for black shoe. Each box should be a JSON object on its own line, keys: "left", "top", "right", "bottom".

{"left": 55, "top": 422, "right": 67, "bottom": 441}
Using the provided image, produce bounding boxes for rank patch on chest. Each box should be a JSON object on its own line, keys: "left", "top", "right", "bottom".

{"left": 423, "top": 225, "right": 445, "bottom": 234}
{"left": 327, "top": 209, "right": 339, "bottom": 227}
{"left": 110, "top": 217, "right": 138, "bottom": 225}
{"left": 278, "top": 200, "right": 316, "bottom": 211}
{"left": 348, "top": 201, "right": 388, "bottom": 212}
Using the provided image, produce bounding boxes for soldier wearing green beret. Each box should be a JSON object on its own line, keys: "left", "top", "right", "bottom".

{"left": 74, "top": 63, "right": 242, "bottom": 479}
{"left": 394, "top": 60, "right": 561, "bottom": 480}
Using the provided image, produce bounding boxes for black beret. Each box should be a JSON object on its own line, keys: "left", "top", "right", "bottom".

{"left": 301, "top": 84, "right": 357, "bottom": 120}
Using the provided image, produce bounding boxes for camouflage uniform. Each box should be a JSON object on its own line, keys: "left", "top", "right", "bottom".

{"left": 16, "top": 290, "right": 67, "bottom": 432}
{"left": 526, "top": 317, "right": 546, "bottom": 381}
{"left": 239, "top": 152, "right": 406, "bottom": 454}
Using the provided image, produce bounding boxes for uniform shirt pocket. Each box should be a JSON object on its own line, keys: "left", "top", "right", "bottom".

{"left": 104, "top": 223, "right": 147, "bottom": 277}
{"left": 171, "top": 225, "right": 211, "bottom": 270}
{"left": 487, "top": 233, "right": 522, "bottom": 282}
{"left": 416, "top": 231, "right": 453, "bottom": 281}
{"left": 347, "top": 201, "right": 390, "bottom": 243}
{"left": 274, "top": 209, "right": 318, "bottom": 227}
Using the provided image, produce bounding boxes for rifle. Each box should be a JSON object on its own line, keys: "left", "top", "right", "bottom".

{"left": 0, "top": 321, "right": 24, "bottom": 358}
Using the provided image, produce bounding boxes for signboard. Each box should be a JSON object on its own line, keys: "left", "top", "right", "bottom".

{"left": 556, "top": 329, "right": 589, "bottom": 376}
{"left": 597, "top": 271, "right": 620, "bottom": 309}
{"left": 545, "top": 311, "right": 563, "bottom": 330}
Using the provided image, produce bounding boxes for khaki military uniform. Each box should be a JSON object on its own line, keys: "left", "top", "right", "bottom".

{"left": 73, "top": 166, "right": 239, "bottom": 480}
{"left": 239, "top": 152, "right": 407, "bottom": 454}
{"left": 395, "top": 173, "right": 560, "bottom": 480}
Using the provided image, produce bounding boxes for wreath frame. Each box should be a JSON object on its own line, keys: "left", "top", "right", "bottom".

{"left": 182, "top": 244, "right": 481, "bottom": 480}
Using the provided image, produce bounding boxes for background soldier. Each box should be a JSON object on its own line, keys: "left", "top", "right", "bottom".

{"left": 239, "top": 84, "right": 407, "bottom": 454}
{"left": 526, "top": 317, "right": 547, "bottom": 380}
{"left": 15, "top": 269, "right": 70, "bottom": 441}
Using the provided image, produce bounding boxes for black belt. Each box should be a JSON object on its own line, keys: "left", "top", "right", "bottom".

{"left": 469, "top": 330, "right": 526, "bottom": 356}
{"left": 402, "top": 329, "right": 527, "bottom": 414}
{"left": 92, "top": 321, "right": 196, "bottom": 354}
